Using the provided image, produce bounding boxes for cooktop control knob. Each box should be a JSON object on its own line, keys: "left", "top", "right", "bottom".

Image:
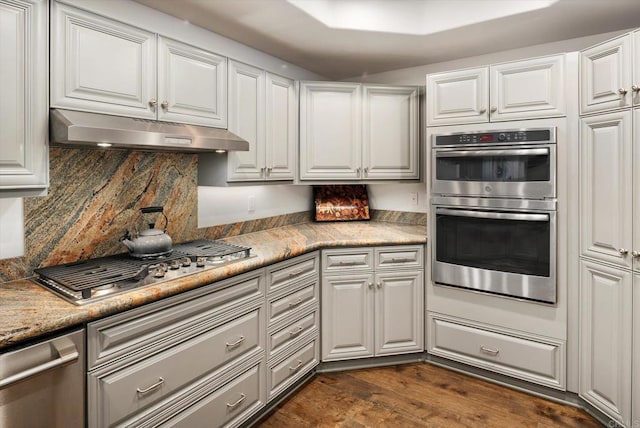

{"left": 498, "top": 133, "right": 506, "bottom": 141}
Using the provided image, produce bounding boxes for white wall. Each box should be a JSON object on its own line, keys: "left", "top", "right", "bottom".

{"left": 0, "top": 198, "right": 24, "bottom": 259}
{"left": 198, "top": 185, "right": 312, "bottom": 227}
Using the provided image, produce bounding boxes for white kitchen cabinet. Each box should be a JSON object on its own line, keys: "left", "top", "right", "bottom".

{"left": 299, "top": 81, "right": 362, "bottom": 180}
{"left": 321, "top": 246, "right": 424, "bottom": 362}
{"left": 225, "top": 61, "right": 296, "bottom": 182}
{"left": 634, "top": 273, "right": 640, "bottom": 427}
{"left": 362, "top": 85, "right": 419, "bottom": 179}
{"left": 51, "top": 2, "right": 227, "bottom": 127}
{"left": 579, "top": 110, "right": 633, "bottom": 269}
{"left": 299, "top": 82, "right": 419, "bottom": 181}
{"left": 87, "top": 270, "right": 266, "bottom": 427}
{"left": 579, "top": 260, "right": 632, "bottom": 426}
{"left": 0, "top": 0, "right": 48, "bottom": 196}
{"left": 157, "top": 36, "right": 227, "bottom": 127}
{"left": 426, "top": 67, "right": 489, "bottom": 126}
{"left": 427, "top": 55, "right": 565, "bottom": 126}
{"left": 580, "top": 35, "right": 633, "bottom": 115}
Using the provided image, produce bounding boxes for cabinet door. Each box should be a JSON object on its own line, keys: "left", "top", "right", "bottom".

{"left": 321, "top": 273, "right": 374, "bottom": 361}
{"left": 157, "top": 36, "right": 227, "bottom": 128}
{"left": 579, "top": 261, "right": 632, "bottom": 426}
{"left": 0, "top": 0, "right": 48, "bottom": 195}
{"left": 374, "top": 271, "right": 423, "bottom": 356}
{"left": 299, "top": 82, "right": 361, "bottom": 180}
{"left": 227, "top": 60, "right": 265, "bottom": 181}
{"left": 634, "top": 31, "right": 640, "bottom": 106}
{"left": 426, "top": 67, "right": 488, "bottom": 126}
{"left": 580, "top": 111, "right": 633, "bottom": 269}
{"left": 634, "top": 109, "right": 640, "bottom": 272}
{"left": 362, "top": 86, "right": 419, "bottom": 180}
{"left": 634, "top": 274, "right": 640, "bottom": 426}
{"left": 50, "top": 2, "right": 156, "bottom": 119}
{"left": 580, "top": 35, "right": 632, "bottom": 115}
{"left": 489, "top": 55, "right": 565, "bottom": 121}
{"left": 264, "top": 73, "right": 296, "bottom": 181}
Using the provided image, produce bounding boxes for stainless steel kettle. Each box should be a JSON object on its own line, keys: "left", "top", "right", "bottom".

{"left": 121, "top": 206, "right": 173, "bottom": 258}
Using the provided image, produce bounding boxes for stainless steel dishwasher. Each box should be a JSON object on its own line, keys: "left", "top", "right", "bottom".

{"left": 0, "top": 328, "right": 85, "bottom": 427}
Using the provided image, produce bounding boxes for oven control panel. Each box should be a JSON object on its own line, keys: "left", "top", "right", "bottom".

{"left": 434, "top": 128, "right": 554, "bottom": 146}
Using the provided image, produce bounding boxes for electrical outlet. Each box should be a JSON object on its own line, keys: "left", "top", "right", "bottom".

{"left": 410, "top": 192, "right": 418, "bottom": 206}
{"left": 248, "top": 195, "right": 255, "bottom": 213}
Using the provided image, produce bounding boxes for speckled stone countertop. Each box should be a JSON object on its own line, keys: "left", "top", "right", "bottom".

{"left": 0, "top": 221, "right": 426, "bottom": 351}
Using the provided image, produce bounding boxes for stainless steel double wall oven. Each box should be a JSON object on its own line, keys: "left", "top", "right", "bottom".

{"left": 431, "top": 126, "right": 558, "bottom": 303}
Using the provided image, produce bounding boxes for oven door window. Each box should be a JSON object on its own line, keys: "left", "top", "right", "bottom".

{"left": 435, "top": 148, "right": 550, "bottom": 182}
{"left": 436, "top": 209, "right": 550, "bottom": 277}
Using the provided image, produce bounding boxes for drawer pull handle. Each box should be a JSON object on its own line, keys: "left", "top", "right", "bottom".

{"left": 288, "top": 298, "right": 303, "bottom": 307}
{"left": 289, "top": 359, "right": 303, "bottom": 372}
{"left": 391, "top": 258, "right": 410, "bottom": 263}
{"left": 289, "top": 326, "right": 304, "bottom": 336}
{"left": 338, "top": 261, "right": 356, "bottom": 266}
{"left": 136, "top": 377, "right": 165, "bottom": 394}
{"left": 480, "top": 346, "right": 500, "bottom": 356}
{"left": 226, "top": 393, "right": 246, "bottom": 409}
{"left": 225, "top": 335, "right": 245, "bottom": 348}
{"left": 288, "top": 269, "right": 303, "bottom": 277}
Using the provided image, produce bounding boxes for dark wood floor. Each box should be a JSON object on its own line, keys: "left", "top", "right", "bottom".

{"left": 257, "top": 362, "right": 601, "bottom": 427}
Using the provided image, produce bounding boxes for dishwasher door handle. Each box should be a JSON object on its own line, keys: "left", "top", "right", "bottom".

{"left": 0, "top": 343, "right": 79, "bottom": 389}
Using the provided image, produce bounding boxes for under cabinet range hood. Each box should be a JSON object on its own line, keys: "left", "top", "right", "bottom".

{"left": 49, "top": 109, "right": 249, "bottom": 153}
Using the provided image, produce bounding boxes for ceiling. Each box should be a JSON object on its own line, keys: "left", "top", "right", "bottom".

{"left": 133, "top": 0, "right": 640, "bottom": 80}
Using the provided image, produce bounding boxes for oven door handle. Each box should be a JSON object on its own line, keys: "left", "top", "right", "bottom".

{"left": 435, "top": 148, "right": 549, "bottom": 158}
{"left": 436, "top": 208, "right": 549, "bottom": 222}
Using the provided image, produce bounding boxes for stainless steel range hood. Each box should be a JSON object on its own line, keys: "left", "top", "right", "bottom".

{"left": 49, "top": 109, "right": 249, "bottom": 153}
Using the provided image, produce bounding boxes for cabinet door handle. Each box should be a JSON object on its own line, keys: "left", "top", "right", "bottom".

{"left": 288, "top": 298, "right": 303, "bottom": 307}
{"left": 260, "top": 167, "right": 265, "bottom": 177}
{"left": 148, "top": 99, "right": 157, "bottom": 108}
{"left": 338, "top": 261, "right": 356, "bottom": 266}
{"left": 225, "top": 335, "right": 245, "bottom": 348}
{"left": 479, "top": 107, "right": 487, "bottom": 114}
{"left": 266, "top": 167, "right": 272, "bottom": 176}
{"left": 376, "top": 282, "right": 382, "bottom": 289}
{"left": 289, "top": 326, "right": 304, "bottom": 336}
{"left": 288, "top": 359, "right": 303, "bottom": 371}
{"left": 363, "top": 167, "right": 369, "bottom": 176}
{"left": 136, "top": 377, "right": 165, "bottom": 394}
{"left": 618, "top": 88, "right": 628, "bottom": 96}
{"left": 356, "top": 167, "right": 361, "bottom": 177}
{"left": 391, "top": 257, "right": 410, "bottom": 263}
{"left": 161, "top": 100, "right": 169, "bottom": 109}
{"left": 619, "top": 248, "right": 629, "bottom": 256}
{"left": 632, "top": 85, "right": 640, "bottom": 93}
{"left": 288, "top": 269, "right": 303, "bottom": 278}
{"left": 368, "top": 282, "right": 374, "bottom": 289}
{"left": 490, "top": 106, "right": 497, "bottom": 113}
{"left": 226, "top": 393, "right": 246, "bottom": 409}
{"left": 480, "top": 346, "right": 500, "bottom": 356}
{"left": 632, "top": 251, "right": 640, "bottom": 258}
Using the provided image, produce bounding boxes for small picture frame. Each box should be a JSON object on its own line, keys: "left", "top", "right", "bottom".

{"left": 313, "top": 185, "right": 370, "bottom": 222}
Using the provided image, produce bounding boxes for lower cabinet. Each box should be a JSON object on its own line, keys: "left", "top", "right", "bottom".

{"left": 579, "top": 260, "right": 633, "bottom": 426}
{"left": 321, "top": 246, "right": 424, "bottom": 361}
{"left": 427, "top": 313, "right": 566, "bottom": 390}
{"left": 87, "top": 270, "right": 267, "bottom": 428}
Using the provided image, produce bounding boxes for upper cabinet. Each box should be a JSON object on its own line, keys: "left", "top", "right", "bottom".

{"left": 580, "top": 35, "right": 633, "bottom": 115}
{"left": 0, "top": 0, "right": 48, "bottom": 197}
{"left": 426, "top": 54, "right": 565, "bottom": 126}
{"left": 299, "top": 82, "right": 419, "bottom": 181}
{"left": 51, "top": 2, "right": 227, "bottom": 127}
{"left": 225, "top": 60, "right": 296, "bottom": 182}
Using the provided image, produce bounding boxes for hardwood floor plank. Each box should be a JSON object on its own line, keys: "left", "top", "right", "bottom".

{"left": 257, "top": 362, "right": 602, "bottom": 427}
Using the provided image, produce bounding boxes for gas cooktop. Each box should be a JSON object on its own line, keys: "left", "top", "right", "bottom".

{"left": 34, "top": 239, "right": 252, "bottom": 305}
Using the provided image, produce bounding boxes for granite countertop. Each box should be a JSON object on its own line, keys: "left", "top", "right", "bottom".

{"left": 0, "top": 221, "right": 426, "bottom": 351}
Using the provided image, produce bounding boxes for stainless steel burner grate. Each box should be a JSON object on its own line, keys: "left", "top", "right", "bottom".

{"left": 34, "top": 239, "right": 252, "bottom": 301}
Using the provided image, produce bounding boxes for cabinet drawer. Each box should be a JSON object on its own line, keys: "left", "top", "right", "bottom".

{"left": 428, "top": 315, "right": 565, "bottom": 390}
{"left": 268, "top": 309, "right": 319, "bottom": 359}
{"left": 88, "top": 270, "right": 264, "bottom": 369}
{"left": 160, "top": 360, "right": 265, "bottom": 428}
{"left": 267, "top": 252, "right": 319, "bottom": 295}
{"left": 375, "top": 246, "right": 424, "bottom": 270}
{"left": 268, "top": 338, "right": 319, "bottom": 401}
{"left": 89, "top": 307, "right": 263, "bottom": 426}
{"left": 268, "top": 280, "right": 318, "bottom": 325}
{"left": 322, "top": 248, "right": 373, "bottom": 272}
